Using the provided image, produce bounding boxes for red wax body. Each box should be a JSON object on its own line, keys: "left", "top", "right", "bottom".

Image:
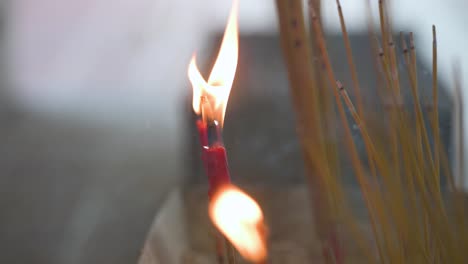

{"left": 202, "top": 146, "right": 231, "bottom": 197}
{"left": 196, "top": 120, "right": 231, "bottom": 197}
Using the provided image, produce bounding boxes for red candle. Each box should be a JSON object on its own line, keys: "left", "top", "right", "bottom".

{"left": 187, "top": 1, "right": 268, "bottom": 262}
{"left": 188, "top": 0, "right": 238, "bottom": 196}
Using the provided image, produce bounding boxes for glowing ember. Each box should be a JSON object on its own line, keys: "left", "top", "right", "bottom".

{"left": 209, "top": 185, "right": 268, "bottom": 263}
{"left": 187, "top": 0, "right": 239, "bottom": 126}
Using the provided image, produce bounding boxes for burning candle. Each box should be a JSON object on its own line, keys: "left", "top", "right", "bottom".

{"left": 187, "top": 0, "right": 268, "bottom": 263}
{"left": 187, "top": 0, "right": 239, "bottom": 197}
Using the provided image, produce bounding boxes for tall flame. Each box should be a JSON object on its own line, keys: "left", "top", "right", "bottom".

{"left": 188, "top": 0, "right": 239, "bottom": 126}
{"left": 209, "top": 185, "right": 268, "bottom": 263}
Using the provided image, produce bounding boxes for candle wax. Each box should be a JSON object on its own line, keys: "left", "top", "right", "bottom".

{"left": 196, "top": 120, "right": 231, "bottom": 197}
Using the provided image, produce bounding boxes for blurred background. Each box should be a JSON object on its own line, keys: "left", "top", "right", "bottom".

{"left": 0, "top": 0, "right": 466, "bottom": 263}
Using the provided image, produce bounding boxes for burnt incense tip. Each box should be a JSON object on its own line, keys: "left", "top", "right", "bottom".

{"left": 400, "top": 34, "right": 409, "bottom": 52}
{"left": 309, "top": 4, "right": 317, "bottom": 18}
{"left": 294, "top": 40, "right": 302, "bottom": 48}
{"left": 336, "top": 81, "right": 345, "bottom": 91}
{"left": 432, "top": 25, "right": 437, "bottom": 41}
{"left": 378, "top": 48, "right": 384, "bottom": 57}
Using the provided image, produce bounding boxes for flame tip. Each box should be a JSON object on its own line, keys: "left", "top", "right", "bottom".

{"left": 187, "top": 0, "right": 239, "bottom": 125}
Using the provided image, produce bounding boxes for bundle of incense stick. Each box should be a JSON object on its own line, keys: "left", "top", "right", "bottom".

{"left": 276, "top": 0, "right": 467, "bottom": 263}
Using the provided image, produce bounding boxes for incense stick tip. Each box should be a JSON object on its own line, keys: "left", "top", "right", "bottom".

{"left": 336, "top": 0, "right": 342, "bottom": 8}
{"left": 309, "top": 5, "right": 317, "bottom": 18}
{"left": 336, "top": 80, "right": 344, "bottom": 90}
{"left": 378, "top": 48, "right": 384, "bottom": 56}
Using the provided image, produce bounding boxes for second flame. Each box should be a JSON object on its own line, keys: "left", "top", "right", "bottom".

{"left": 209, "top": 185, "right": 268, "bottom": 263}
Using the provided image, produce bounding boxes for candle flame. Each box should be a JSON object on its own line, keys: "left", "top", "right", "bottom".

{"left": 209, "top": 185, "right": 268, "bottom": 263}
{"left": 188, "top": 0, "right": 239, "bottom": 126}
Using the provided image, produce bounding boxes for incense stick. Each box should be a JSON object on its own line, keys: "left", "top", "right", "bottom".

{"left": 275, "top": 1, "right": 349, "bottom": 263}
{"left": 432, "top": 25, "right": 441, "bottom": 190}
{"left": 310, "top": 2, "right": 394, "bottom": 262}
{"left": 335, "top": 0, "right": 364, "bottom": 116}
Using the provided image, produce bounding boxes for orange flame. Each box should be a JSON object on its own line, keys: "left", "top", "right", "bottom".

{"left": 209, "top": 185, "right": 268, "bottom": 263}
{"left": 188, "top": 0, "right": 239, "bottom": 126}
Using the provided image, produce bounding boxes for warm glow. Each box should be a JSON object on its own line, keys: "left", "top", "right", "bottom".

{"left": 188, "top": 0, "right": 239, "bottom": 125}
{"left": 209, "top": 185, "right": 267, "bottom": 263}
